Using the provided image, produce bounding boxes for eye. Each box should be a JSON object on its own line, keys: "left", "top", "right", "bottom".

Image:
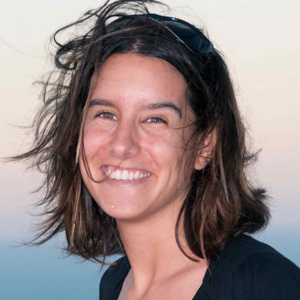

{"left": 96, "top": 111, "right": 118, "bottom": 120}
{"left": 144, "top": 117, "right": 167, "bottom": 124}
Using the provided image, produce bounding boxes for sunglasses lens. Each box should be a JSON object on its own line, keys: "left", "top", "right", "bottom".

{"left": 162, "top": 20, "right": 213, "bottom": 54}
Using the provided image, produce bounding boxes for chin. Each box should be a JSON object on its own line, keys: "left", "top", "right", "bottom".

{"left": 97, "top": 198, "right": 144, "bottom": 221}
{"left": 103, "top": 208, "right": 144, "bottom": 222}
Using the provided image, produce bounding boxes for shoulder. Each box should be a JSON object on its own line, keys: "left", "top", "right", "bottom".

{"left": 203, "top": 234, "right": 300, "bottom": 300}
{"left": 99, "top": 256, "right": 130, "bottom": 300}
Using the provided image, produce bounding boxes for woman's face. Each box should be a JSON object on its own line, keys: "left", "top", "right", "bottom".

{"left": 80, "top": 53, "right": 196, "bottom": 221}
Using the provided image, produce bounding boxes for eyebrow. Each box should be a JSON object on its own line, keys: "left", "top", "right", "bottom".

{"left": 145, "top": 102, "right": 182, "bottom": 118}
{"left": 89, "top": 98, "right": 182, "bottom": 118}
{"left": 89, "top": 99, "right": 116, "bottom": 108}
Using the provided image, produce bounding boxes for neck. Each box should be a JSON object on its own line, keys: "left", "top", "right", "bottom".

{"left": 116, "top": 203, "right": 207, "bottom": 293}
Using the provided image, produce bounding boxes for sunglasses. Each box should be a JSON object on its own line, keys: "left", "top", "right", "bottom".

{"left": 106, "top": 13, "right": 215, "bottom": 55}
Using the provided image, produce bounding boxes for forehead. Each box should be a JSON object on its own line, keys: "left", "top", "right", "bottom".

{"left": 92, "top": 53, "right": 188, "bottom": 109}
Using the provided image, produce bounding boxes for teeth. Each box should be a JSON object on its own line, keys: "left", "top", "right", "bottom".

{"left": 129, "top": 172, "right": 134, "bottom": 180}
{"left": 105, "top": 167, "right": 150, "bottom": 181}
{"left": 104, "top": 168, "right": 112, "bottom": 176}
{"left": 115, "top": 170, "right": 122, "bottom": 180}
{"left": 110, "top": 171, "right": 116, "bottom": 179}
{"left": 122, "top": 170, "right": 129, "bottom": 180}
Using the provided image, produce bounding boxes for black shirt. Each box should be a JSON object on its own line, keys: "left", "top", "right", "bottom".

{"left": 99, "top": 234, "right": 300, "bottom": 299}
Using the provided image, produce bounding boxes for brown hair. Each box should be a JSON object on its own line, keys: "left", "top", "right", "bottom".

{"left": 12, "top": 0, "right": 269, "bottom": 262}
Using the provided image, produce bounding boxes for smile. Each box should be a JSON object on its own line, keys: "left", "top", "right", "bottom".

{"left": 102, "top": 166, "right": 151, "bottom": 181}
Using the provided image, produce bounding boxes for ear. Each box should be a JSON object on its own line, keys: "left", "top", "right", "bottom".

{"left": 194, "top": 129, "right": 217, "bottom": 170}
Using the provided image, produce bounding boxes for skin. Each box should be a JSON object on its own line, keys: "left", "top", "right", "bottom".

{"left": 80, "top": 53, "right": 209, "bottom": 299}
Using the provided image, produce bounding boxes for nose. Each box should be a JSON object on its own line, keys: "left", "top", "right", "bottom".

{"left": 109, "top": 119, "right": 140, "bottom": 159}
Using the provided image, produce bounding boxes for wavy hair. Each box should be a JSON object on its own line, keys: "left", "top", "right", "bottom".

{"left": 13, "top": 0, "right": 270, "bottom": 262}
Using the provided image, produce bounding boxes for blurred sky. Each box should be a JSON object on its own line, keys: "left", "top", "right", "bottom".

{"left": 0, "top": 0, "right": 299, "bottom": 299}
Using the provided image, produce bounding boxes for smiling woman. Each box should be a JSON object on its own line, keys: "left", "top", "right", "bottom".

{"left": 11, "top": 0, "right": 300, "bottom": 299}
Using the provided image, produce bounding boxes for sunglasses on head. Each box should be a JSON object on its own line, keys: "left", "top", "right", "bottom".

{"left": 106, "top": 13, "right": 215, "bottom": 55}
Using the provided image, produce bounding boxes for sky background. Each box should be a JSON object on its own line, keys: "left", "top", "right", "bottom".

{"left": 1, "top": 0, "right": 299, "bottom": 299}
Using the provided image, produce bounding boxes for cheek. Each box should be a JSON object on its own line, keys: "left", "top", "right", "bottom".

{"left": 83, "top": 126, "right": 111, "bottom": 159}
{"left": 80, "top": 127, "right": 111, "bottom": 183}
{"left": 145, "top": 130, "right": 187, "bottom": 170}
{"left": 151, "top": 129, "right": 193, "bottom": 184}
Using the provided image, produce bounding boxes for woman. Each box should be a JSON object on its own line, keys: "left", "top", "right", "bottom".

{"left": 14, "top": 0, "right": 300, "bottom": 299}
